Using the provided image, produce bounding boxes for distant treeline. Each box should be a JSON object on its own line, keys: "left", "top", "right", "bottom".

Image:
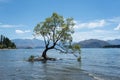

{"left": 0, "top": 35, "right": 16, "bottom": 49}
{"left": 103, "top": 45, "right": 120, "bottom": 48}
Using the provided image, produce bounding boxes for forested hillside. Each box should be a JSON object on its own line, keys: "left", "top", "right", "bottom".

{"left": 0, "top": 35, "right": 16, "bottom": 49}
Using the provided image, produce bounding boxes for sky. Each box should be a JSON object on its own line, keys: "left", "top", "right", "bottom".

{"left": 0, "top": 0, "right": 120, "bottom": 42}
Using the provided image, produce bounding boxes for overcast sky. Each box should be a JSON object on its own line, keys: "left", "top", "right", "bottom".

{"left": 0, "top": 0, "right": 120, "bottom": 42}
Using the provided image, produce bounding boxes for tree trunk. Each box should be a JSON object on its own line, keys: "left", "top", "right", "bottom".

{"left": 42, "top": 48, "right": 48, "bottom": 60}
{"left": 42, "top": 43, "right": 55, "bottom": 60}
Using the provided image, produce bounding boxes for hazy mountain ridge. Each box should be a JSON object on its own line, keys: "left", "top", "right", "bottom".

{"left": 76, "top": 39, "right": 110, "bottom": 48}
{"left": 107, "top": 39, "right": 120, "bottom": 45}
{"left": 12, "top": 39, "right": 120, "bottom": 48}
{"left": 12, "top": 39, "right": 44, "bottom": 48}
{"left": 76, "top": 39, "right": 120, "bottom": 48}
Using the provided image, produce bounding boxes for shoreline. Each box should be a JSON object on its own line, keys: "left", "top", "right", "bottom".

{"left": 0, "top": 48, "right": 16, "bottom": 50}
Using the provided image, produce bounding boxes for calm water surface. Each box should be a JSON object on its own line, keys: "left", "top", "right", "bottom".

{"left": 0, "top": 48, "right": 120, "bottom": 80}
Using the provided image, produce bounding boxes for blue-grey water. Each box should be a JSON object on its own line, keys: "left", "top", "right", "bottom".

{"left": 0, "top": 48, "right": 120, "bottom": 80}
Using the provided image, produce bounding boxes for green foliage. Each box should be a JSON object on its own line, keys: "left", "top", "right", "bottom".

{"left": 28, "top": 55, "right": 35, "bottom": 62}
{"left": 0, "top": 35, "right": 16, "bottom": 49}
{"left": 34, "top": 13, "right": 81, "bottom": 60}
{"left": 70, "top": 44, "right": 81, "bottom": 53}
{"left": 77, "top": 56, "right": 81, "bottom": 62}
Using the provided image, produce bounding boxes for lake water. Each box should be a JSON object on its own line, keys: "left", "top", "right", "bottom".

{"left": 0, "top": 48, "right": 120, "bottom": 80}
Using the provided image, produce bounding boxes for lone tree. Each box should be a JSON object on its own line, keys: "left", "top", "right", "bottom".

{"left": 34, "top": 13, "right": 80, "bottom": 60}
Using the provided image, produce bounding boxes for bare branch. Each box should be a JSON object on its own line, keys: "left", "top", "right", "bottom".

{"left": 54, "top": 47, "right": 66, "bottom": 53}
{"left": 42, "top": 35, "right": 47, "bottom": 46}
{"left": 56, "top": 44, "right": 66, "bottom": 51}
{"left": 73, "top": 54, "right": 78, "bottom": 57}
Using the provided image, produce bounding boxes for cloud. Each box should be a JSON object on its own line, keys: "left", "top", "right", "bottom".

{"left": 24, "top": 30, "right": 31, "bottom": 33}
{"left": 108, "top": 17, "right": 120, "bottom": 23}
{"left": 72, "top": 29, "right": 119, "bottom": 42}
{"left": 74, "top": 19, "right": 106, "bottom": 29}
{"left": 93, "top": 29, "right": 110, "bottom": 33}
{"left": 0, "top": 24, "right": 16, "bottom": 28}
{"left": 72, "top": 17, "right": 120, "bottom": 42}
{"left": 0, "top": 23, "right": 25, "bottom": 28}
{"left": 16, "top": 30, "right": 24, "bottom": 34}
{"left": 114, "top": 24, "right": 120, "bottom": 30}
{"left": 15, "top": 30, "right": 31, "bottom": 34}
{"left": 74, "top": 17, "right": 120, "bottom": 31}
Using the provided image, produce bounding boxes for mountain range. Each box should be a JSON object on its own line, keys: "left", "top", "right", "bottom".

{"left": 76, "top": 39, "right": 110, "bottom": 48}
{"left": 12, "top": 39, "right": 120, "bottom": 48}
{"left": 12, "top": 39, "right": 44, "bottom": 49}
{"left": 107, "top": 39, "right": 120, "bottom": 45}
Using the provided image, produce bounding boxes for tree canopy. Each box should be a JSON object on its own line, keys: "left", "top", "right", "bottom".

{"left": 34, "top": 13, "right": 80, "bottom": 60}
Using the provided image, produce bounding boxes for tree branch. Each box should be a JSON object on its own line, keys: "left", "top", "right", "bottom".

{"left": 56, "top": 44, "right": 66, "bottom": 51}
{"left": 54, "top": 47, "right": 66, "bottom": 53}
{"left": 42, "top": 35, "right": 47, "bottom": 46}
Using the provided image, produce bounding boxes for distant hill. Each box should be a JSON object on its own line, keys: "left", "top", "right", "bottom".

{"left": 12, "top": 39, "right": 44, "bottom": 49}
{"left": 107, "top": 39, "right": 120, "bottom": 45}
{"left": 76, "top": 39, "right": 110, "bottom": 48}
{"left": 103, "top": 45, "right": 120, "bottom": 48}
